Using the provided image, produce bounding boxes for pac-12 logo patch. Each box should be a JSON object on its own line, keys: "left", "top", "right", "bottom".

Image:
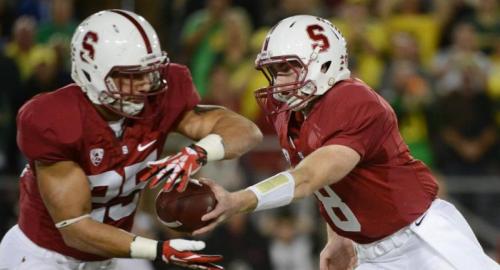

{"left": 90, "top": 148, "right": 104, "bottom": 166}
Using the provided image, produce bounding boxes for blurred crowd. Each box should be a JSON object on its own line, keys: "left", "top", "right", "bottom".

{"left": 0, "top": 0, "right": 499, "bottom": 269}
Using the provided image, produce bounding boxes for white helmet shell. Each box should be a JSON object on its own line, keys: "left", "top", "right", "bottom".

{"left": 255, "top": 15, "right": 351, "bottom": 114}
{"left": 71, "top": 9, "right": 168, "bottom": 117}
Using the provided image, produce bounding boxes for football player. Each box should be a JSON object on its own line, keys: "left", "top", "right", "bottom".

{"left": 193, "top": 15, "right": 499, "bottom": 270}
{"left": 0, "top": 9, "right": 262, "bottom": 270}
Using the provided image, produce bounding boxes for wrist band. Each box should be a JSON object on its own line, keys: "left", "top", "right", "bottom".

{"left": 195, "top": 134, "right": 225, "bottom": 161}
{"left": 130, "top": 236, "right": 159, "bottom": 260}
{"left": 247, "top": 171, "right": 295, "bottom": 212}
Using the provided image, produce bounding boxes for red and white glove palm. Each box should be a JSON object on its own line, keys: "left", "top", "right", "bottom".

{"left": 139, "top": 144, "right": 207, "bottom": 192}
{"left": 162, "top": 239, "right": 223, "bottom": 270}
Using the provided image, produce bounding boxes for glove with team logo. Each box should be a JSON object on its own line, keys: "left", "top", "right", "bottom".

{"left": 161, "top": 239, "right": 223, "bottom": 270}
{"left": 139, "top": 144, "right": 208, "bottom": 192}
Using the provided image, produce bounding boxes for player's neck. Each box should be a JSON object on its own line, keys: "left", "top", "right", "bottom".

{"left": 94, "top": 104, "right": 124, "bottom": 122}
{"left": 300, "top": 97, "right": 319, "bottom": 118}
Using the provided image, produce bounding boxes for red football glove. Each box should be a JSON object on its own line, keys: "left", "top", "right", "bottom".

{"left": 161, "top": 239, "right": 223, "bottom": 270}
{"left": 139, "top": 144, "right": 208, "bottom": 192}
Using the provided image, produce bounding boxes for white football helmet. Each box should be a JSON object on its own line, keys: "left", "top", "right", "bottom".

{"left": 255, "top": 15, "right": 351, "bottom": 114}
{"left": 71, "top": 9, "right": 168, "bottom": 118}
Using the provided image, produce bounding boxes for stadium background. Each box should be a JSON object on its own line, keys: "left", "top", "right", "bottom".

{"left": 0, "top": 0, "right": 499, "bottom": 269}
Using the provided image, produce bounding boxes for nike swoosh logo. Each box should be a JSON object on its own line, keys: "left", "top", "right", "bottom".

{"left": 170, "top": 255, "right": 189, "bottom": 263}
{"left": 415, "top": 213, "right": 427, "bottom": 226}
{"left": 160, "top": 220, "right": 183, "bottom": 228}
{"left": 137, "top": 140, "right": 157, "bottom": 152}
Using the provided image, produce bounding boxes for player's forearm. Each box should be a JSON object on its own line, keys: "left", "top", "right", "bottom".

{"left": 60, "top": 218, "right": 135, "bottom": 258}
{"left": 238, "top": 169, "right": 314, "bottom": 214}
{"left": 210, "top": 111, "right": 262, "bottom": 159}
{"left": 289, "top": 165, "right": 319, "bottom": 200}
{"left": 236, "top": 163, "right": 332, "bottom": 209}
{"left": 180, "top": 107, "right": 262, "bottom": 160}
{"left": 292, "top": 145, "right": 360, "bottom": 198}
{"left": 242, "top": 145, "right": 360, "bottom": 213}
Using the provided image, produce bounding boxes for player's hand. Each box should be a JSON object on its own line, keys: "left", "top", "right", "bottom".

{"left": 139, "top": 145, "right": 207, "bottom": 192}
{"left": 319, "top": 237, "right": 357, "bottom": 270}
{"left": 162, "top": 239, "right": 223, "bottom": 270}
{"left": 192, "top": 178, "right": 239, "bottom": 236}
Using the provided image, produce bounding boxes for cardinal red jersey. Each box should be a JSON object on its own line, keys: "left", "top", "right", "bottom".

{"left": 16, "top": 64, "right": 200, "bottom": 260}
{"left": 266, "top": 78, "right": 438, "bottom": 244}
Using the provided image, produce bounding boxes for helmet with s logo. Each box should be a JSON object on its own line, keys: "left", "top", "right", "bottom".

{"left": 255, "top": 15, "right": 350, "bottom": 114}
{"left": 71, "top": 9, "right": 168, "bottom": 118}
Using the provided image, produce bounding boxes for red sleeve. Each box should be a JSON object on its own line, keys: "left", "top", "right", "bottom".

{"left": 155, "top": 64, "right": 201, "bottom": 131}
{"left": 182, "top": 67, "right": 201, "bottom": 111}
{"left": 173, "top": 64, "right": 200, "bottom": 112}
{"left": 163, "top": 64, "right": 200, "bottom": 112}
{"left": 320, "top": 84, "right": 392, "bottom": 161}
{"left": 16, "top": 99, "right": 79, "bottom": 163}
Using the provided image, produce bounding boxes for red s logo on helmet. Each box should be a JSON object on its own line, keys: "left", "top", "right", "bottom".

{"left": 80, "top": 31, "right": 98, "bottom": 63}
{"left": 306, "top": 25, "right": 330, "bottom": 52}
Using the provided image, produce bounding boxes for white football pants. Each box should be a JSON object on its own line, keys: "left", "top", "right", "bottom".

{"left": 0, "top": 225, "right": 115, "bottom": 270}
{"left": 354, "top": 199, "right": 499, "bottom": 270}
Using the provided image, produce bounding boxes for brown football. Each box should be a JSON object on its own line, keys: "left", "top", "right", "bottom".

{"left": 155, "top": 181, "right": 217, "bottom": 233}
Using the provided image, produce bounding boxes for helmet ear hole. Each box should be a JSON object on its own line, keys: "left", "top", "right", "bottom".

{"left": 82, "top": 70, "right": 92, "bottom": 82}
{"left": 321, "top": 61, "right": 331, "bottom": 73}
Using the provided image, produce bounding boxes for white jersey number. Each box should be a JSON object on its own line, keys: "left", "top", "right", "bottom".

{"left": 315, "top": 186, "right": 361, "bottom": 232}
{"left": 88, "top": 152, "right": 156, "bottom": 222}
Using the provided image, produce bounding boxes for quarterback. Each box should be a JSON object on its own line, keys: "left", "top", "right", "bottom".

{"left": 194, "top": 15, "right": 499, "bottom": 270}
{"left": 0, "top": 9, "right": 261, "bottom": 270}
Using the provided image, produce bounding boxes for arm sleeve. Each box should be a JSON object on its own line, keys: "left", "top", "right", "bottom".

{"left": 159, "top": 65, "right": 201, "bottom": 129}
{"left": 322, "top": 99, "right": 391, "bottom": 161}
{"left": 181, "top": 67, "right": 201, "bottom": 111}
{"left": 17, "top": 102, "right": 77, "bottom": 163}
